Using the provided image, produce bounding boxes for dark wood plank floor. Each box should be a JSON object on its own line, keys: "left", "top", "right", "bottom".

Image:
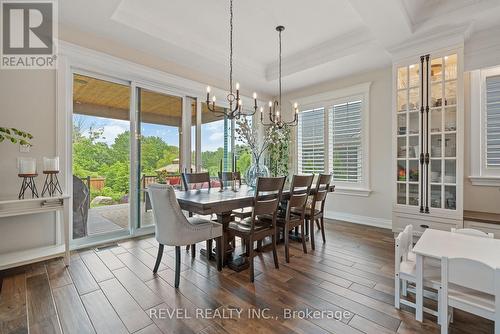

{"left": 0, "top": 220, "right": 493, "bottom": 334}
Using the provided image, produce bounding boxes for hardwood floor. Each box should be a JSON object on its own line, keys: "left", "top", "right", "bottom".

{"left": 0, "top": 220, "right": 494, "bottom": 334}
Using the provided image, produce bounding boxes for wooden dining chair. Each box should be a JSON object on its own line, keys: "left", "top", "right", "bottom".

{"left": 261, "top": 174, "right": 314, "bottom": 262}
{"left": 182, "top": 172, "right": 211, "bottom": 190}
{"left": 181, "top": 171, "right": 212, "bottom": 257}
{"left": 440, "top": 257, "right": 500, "bottom": 334}
{"left": 228, "top": 176, "right": 286, "bottom": 282}
{"left": 292, "top": 174, "right": 331, "bottom": 250}
{"left": 218, "top": 171, "right": 241, "bottom": 189}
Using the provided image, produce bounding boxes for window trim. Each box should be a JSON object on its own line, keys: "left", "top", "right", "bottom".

{"left": 294, "top": 82, "right": 372, "bottom": 196}
{"left": 470, "top": 67, "right": 500, "bottom": 186}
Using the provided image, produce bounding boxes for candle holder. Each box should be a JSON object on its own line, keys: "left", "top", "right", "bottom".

{"left": 41, "top": 157, "right": 62, "bottom": 197}
{"left": 18, "top": 173, "right": 39, "bottom": 199}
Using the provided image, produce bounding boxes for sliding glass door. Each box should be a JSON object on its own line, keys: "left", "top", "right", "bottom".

{"left": 72, "top": 73, "right": 131, "bottom": 240}
{"left": 71, "top": 71, "right": 237, "bottom": 245}
{"left": 137, "top": 87, "right": 183, "bottom": 228}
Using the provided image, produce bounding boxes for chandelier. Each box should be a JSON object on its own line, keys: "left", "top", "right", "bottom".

{"left": 261, "top": 26, "right": 298, "bottom": 128}
{"left": 205, "top": 0, "right": 257, "bottom": 119}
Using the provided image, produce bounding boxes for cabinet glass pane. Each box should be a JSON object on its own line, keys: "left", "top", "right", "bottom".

{"left": 398, "top": 114, "right": 407, "bottom": 135}
{"left": 397, "top": 137, "right": 407, "bottom": 158}
{"left": 431, "top": 83, "right": 443, "bottom": 107}
{"left": 445, "top": 80, "right": 457, "bottom": 106}
{"left": 431, "top": 58, "right": 443, "bottom": 82}
{"left": 409, "top": 160, "right": 419, "bottom": 182}
{"left": 431, "top": 185, "right": 442, "bottom": 208}
{"left": 409, "top": 64, "right": 420, "bottom": 88}
{"left": 398, "top": 161, "right": 406, "bottom": 181}
{"left": 398, "top": 67, "right": 408, "bottom": 89}
{"left": 444, "top": 54, "right": 457, "bottom": 81}
{"left": 430, "top": 109, "right": 442, "bottom": 133}
{"left": 445, "top": 186, "right": 456, "bottom": 210}
{"left": 409, "top": 184, "right": 419, "bottom": 206}
{"left": 409, "top": 112, "right": 419, "bottom": 134}
{"left": 444, "top": 133, "right": 456, "bottom": 157}
{"left": 430, "top": 160, "right": 442, "bottom": 183}
{"left": 431, "top": 134, "right": 442, "bottom": 157}
{"left": 398, "top": 91, "right": 407, "bottom": 112}
{"left": 397, "top": 183, "right": 406, "bottom": 205}
{"left": 409, "top": 136, "right": 419, "bottom": 158}
{"left": 444, "top": 160, "right": 456, "bottom": 184}
{"left": 444, "top": 107, "right": 456, "bottom": 132}
{"left": 409, "top": 88, "right": 419, "bottom": 111}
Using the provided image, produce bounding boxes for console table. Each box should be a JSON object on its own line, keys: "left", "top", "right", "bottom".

{"left": 0, "top": 195, "right": 70, "bottom": 270}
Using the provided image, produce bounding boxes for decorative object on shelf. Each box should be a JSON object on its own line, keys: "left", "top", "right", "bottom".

{"left": 204, "top": 0, "right": 257, "bottom": 119}
{"left": 235, "top": 117, "right": 272, "bottom": 188}
{"left": 0, "top": 127, "right": 33, "bottom": 146}
{"left": 41, "top": 157, "right": 63, "bottom": 197}
{"left": 18, "top": 157, "right": 38, "bottom": 199}
{"left": 261, "top": 26, "right": 299, "bottom": 129}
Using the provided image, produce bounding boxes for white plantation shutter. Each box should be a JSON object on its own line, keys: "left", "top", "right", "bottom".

{"left": 329, "top": 100, "right": 363, "bottom": 182}
{"left": 298, "top": 108, "right": 325, "bottom": 173}
{"left": 486, "top": 75, "right": 500, "bottom": 167}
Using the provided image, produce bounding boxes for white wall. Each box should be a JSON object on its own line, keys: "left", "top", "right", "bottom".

{"left": 282, "top": 68, "right": 393, "bottom": 228}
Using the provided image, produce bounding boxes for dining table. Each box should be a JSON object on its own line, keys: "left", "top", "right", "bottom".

{"left": 412, "top": 228, "right": 500, "bottom": 322}
{"left": 175, "top": 183, "right": 335, "bottom": 271}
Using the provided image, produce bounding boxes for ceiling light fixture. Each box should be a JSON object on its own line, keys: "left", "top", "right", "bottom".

{"left": 261, "top": 26, "right": 298, "bottom": 128}
{"left": 205, "top": 0, "right": 257, "bottom": 119}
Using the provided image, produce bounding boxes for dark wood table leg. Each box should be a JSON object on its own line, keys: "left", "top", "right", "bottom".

{"left": 200, "top": 212, "right": 234, "bottom": 262}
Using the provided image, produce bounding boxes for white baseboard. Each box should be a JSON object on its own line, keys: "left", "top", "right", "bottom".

{"left": 325, "top": 211, "right": 392, "bottom": 229}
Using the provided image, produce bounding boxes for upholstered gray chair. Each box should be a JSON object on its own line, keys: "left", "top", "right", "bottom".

{"left": 147, "top": 184, "right": 223, "bottom": 288}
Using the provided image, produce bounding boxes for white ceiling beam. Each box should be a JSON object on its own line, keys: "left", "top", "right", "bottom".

{"left": 347, "top": 0, "right": 413, "bottom": 48}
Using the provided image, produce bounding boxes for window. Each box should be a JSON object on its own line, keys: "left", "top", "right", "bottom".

{"left": 295, "top": 82, "right": 371, "bottom": 195}
{"left": 485, "top": 75, "right": 500, "bottom": 168}
{"left": 298, "top": 108, "right": 325, "bottom": 174}
{"left": 329, "top": 100, "right": 362, "bottom": 183}
{"left": 470, "top": 67, "right": 500, "bottom": 185}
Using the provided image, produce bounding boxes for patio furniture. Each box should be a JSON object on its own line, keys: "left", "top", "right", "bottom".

{"left": 147, "top": 184, "right": 223, "bottom": 288}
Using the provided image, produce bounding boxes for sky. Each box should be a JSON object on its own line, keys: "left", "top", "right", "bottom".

{"left": 74, "top": 114, "right": 227, "bottom": 152}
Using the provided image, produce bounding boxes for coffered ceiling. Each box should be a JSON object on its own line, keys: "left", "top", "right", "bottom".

{"left": 59, "top": 0, "right": 500, "bottom": 96}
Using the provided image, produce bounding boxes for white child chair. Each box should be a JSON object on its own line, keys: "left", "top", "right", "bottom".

{"left": 440, "top": 257, "right": 500, "bottom": 334}
{"left": 451, "top": 228, "right": 494, "bottom": 238}
{"left": 395, "top": 225, "right": 441, "bottom": 319}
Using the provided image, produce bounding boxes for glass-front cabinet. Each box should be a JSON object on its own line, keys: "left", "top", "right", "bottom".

{"left": 392, "top": 49, "right": 464, "bottom": 235}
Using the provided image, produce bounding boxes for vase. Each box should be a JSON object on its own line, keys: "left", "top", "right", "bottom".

{"left": 245, "top": 158, "right": 270, "bottom": 188}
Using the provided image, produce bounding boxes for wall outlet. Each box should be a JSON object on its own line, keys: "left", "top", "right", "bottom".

{"left": 19, "top": 144, "right": 30, "bottom": 153}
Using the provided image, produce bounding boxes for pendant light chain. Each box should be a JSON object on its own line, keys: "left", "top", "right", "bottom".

{"left": 229, "top": 0, "right": 233, "bottom": 99}
{"left": 278, "top": 28, "right": 282, "bottom": 112}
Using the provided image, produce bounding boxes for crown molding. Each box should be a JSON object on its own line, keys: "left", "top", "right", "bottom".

{"left": 265, "top": 27, "right": 374, "bottom": 81}
{"left": 387, "top": 23, "right": 471, "bottom": 61}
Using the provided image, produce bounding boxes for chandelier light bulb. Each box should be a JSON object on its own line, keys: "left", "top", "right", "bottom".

{"left": 235, "top": 82, "right": 240, "bottom": 90}
{"left": 206, "top": 86, "right": 211, "bottom": 93}
{"left": 212, "top": 96, "right": 216, "bottom": 102}
{"left": 269, "top": 101, "right": 272, "bottom": 107}
{"left": 253, "top": 92, "right": 257, "bottom": 99}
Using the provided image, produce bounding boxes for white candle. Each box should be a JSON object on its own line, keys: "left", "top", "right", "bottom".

{"left": 19, "top": 157, "right": 36, "bottom": 174}
{"left": 43, "top": 156, "right": 59, "bottom": 172}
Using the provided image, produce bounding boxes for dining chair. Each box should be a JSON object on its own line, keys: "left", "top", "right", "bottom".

{"left": 182, "top": 172, "right": 211, "bottom": 190}
{"left": 228, "top": 176, "right": 286, "bottom": 282}
{"left": 147, "top": 184, "right": 223, "bottom": 288}
{"left": 292, "top": 173, "right": 331, "bottom": 250}
{"left": 451, "top": 228, "right": 494, "bottom": 238}
{"left": 261, "top": 174, "right": 314, "bottom": 263}
{"left": 440, "top": 257, "right": 500, "bottom": 334}
{"left": 181, "top": 171, "right": 213, "bottom": 256}
{"left": 395, "top": 227, "right": 441, "bottom": 319}
{"left": 218, "top": 171, "right": 241, "bottom": 189}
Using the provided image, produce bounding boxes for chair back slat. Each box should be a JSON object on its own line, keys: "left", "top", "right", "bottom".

{"left": 257, "top": 176, "right": 287, "bottom": 192}
{"left": 182, "top": 172, "right": 211, "bottom": 190}
{"left": 443, "top": 257, "right": 496, "bottom": 295}
{"left": 287, "top": 174, "right": 314, "bottom": 213}
{"left": 254, "top": 198, "right": 281, "bottom": 216}
{"left": 249, "top": 176, "right": 286, "bottom": 230}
